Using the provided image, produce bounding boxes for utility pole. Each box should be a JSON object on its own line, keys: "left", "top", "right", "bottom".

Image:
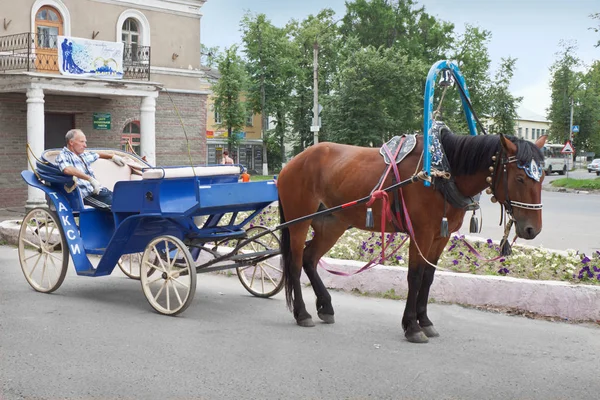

{"left": 567, "top": 97, "right": 574, "bottom": 178}
{"left": 258, "top": 22, "right": 268, "bottom": 176}
{"left": 311, "top": 41, "right": 320, "bottom": 145}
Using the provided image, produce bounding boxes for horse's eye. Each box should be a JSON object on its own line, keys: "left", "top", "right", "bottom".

{"left": 516, "top": 176, "right": 525, "bottom": 183}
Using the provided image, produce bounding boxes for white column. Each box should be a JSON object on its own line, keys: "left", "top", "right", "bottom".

{"left": 26, "top": 87, "right": 47, "bottom": 209}
{"left": 140, "top": 95, "right": 156, "bottom": 166}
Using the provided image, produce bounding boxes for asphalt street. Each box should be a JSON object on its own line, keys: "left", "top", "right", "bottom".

{"left": 1, "top": 245, "right": 599, "bottom": 400}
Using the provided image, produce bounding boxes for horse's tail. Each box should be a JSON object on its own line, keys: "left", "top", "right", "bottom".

{"left": 279, "top": 197, "right": 294, "bottom": 311}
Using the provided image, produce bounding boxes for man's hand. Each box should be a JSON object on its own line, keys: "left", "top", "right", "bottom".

{"left": 112, "top": 155, "right": 125, "bottom": 167}
{"left": 89, "top": 177, "right": 102, "bottom": 195}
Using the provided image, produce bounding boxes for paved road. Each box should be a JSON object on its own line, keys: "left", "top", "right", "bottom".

{"left": 464, "top": 169, "right": 600, "bottom": 255}
{"left": 1, "top": 246, "right": 599, "bottom": 400}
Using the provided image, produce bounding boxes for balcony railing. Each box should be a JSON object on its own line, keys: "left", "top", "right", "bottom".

{"left": 0, "top": 32, "right": 151, "bottom": 80}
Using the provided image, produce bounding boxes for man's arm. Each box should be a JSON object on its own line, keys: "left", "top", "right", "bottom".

{"left": 97, "top": 151, "right": 125, "bottom": 166}
{"left": 62, "top": 166, "right": 93, "bottom": 181}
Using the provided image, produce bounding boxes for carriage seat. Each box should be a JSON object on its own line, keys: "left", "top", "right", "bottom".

{"left": 42, "top": 149, "right": 148, "bottom": 192}
{"left": 142, "top": 165, "right": 241, "bottom": 180}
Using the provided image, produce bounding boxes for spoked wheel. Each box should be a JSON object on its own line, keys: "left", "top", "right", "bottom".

{"left": 140, "top": 236, "right": 197, "bottom": 316}
{"left": 18, "top": 207, "right": 68, "bottom": 293}
{"left": 236, "top": 226, "right": 283, "bottom": 298}
{"left": 118, "top": 252, "right": 155, "bottom": 280}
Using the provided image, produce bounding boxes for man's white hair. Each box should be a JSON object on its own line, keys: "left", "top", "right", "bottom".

{"left": 65, "top": 129, "right": 84, "bottom": 145}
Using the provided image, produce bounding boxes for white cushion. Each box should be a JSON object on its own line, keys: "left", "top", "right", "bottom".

{"left": 142, "top": 165, "right": 241, "bottom": 180}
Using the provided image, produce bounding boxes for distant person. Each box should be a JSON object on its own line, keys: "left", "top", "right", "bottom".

{"left": 55, "top": 129, "right": 125, "bottom": 209}
{"left": 240, "top": 168, "right": 250, "bottom": 182}
{"left": 222, "top": 150, "right": 234, "bottom": 165}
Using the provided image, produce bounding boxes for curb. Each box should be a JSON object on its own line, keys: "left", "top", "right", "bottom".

{"left": 3, "top": 219, "right": 599, "bottom": 322}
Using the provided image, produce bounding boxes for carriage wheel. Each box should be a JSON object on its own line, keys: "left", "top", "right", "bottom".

{"left": 235, "top": 226, "right": 283, "bottom": 298}
{"left": 18, "top": 207, "right": 68, "bottom": 293}
{"left": 118, "top": 252, "right": 156, "bottom": 280}
{"left": 140, "top": 235, "right": 196, "bottom": 316}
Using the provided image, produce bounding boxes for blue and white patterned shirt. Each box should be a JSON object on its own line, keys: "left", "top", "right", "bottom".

{"left": 55, "top": 147, "right": 99, "bottom": 198}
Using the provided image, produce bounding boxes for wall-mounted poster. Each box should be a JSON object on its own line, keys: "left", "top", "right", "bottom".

{"left": 58, "top": 36, "right": 124, "bottom": 79}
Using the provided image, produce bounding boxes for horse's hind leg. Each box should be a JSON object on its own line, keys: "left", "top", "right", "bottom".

{"left": 302, "top": 215, "right": 348, "bottom": 324}
{"left": 287, "top": 221, "right": 316, "bottom": 327}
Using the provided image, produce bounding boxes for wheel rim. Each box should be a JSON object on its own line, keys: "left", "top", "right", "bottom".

{"left": 140, "top": 236, "right": 196, "bottom": 315}
{"left": 118, "top": 252, "right": 156, "bottom": 280}
{"left": 18, "top": 208, "right": 68, "bottom": 293}
{"left": 236, "top": 226, "right": 283, "bottom": 298}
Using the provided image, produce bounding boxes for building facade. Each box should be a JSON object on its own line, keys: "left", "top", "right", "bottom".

{"left": 514, "top": 107, "right": 550, "bottom": 142}
{"left": 0, "top": 0, "right": 210, "bottom": 208}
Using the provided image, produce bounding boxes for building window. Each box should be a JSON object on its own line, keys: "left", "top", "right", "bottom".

{"left": 525, "top": 128, "right": 529, "bottom": 139}
{"left": 35, "top": 5, "right": 63, "bottom": 72}
{"left": 246, "top": 113, "right": 253, "bottom": 127}
{"left": 518, "top": 127, "right": 522, "bottom": 137}
{"left": 537, "top": 128, "right": 541, "bottom": 138}
{"left": 116, "top": 10, "right": 150, "bottom": 64}
{"left": 214, "top": 111, "right": 222, "bottom": 124}
{"left": 121, "top": 121, "right": 141, "bottom": 155}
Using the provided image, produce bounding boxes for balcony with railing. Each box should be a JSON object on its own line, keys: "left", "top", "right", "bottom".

{"left": 0, "top": 32, "right": 151, "bottom": 80}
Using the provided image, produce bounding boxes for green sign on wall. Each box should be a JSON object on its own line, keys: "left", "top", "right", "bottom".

{"left": 93, "top": 113, "right": 111, "bottom": 130}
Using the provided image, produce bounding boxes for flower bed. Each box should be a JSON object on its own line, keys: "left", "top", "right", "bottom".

{"left": 245, "top": 205, "right": 600, "bottom": 285}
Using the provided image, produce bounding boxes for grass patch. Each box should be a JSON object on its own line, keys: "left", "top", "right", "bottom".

{"left": 551, "top": 177, "right": 600, "bottom": 190}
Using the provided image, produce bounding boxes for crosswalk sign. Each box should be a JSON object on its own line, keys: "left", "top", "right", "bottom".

{"left": 561, "top": 141, "right": 574, "bottom": 154}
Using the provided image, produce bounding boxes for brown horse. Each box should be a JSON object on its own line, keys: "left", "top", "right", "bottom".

{"left": 277, "top": 128, "right": 547, "bottom": 343}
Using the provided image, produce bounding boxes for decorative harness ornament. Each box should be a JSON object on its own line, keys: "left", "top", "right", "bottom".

{"left": 496, "top": 155, "right": 544, "bottom": 211}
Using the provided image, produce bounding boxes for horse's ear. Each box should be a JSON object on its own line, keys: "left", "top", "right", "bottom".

{"left": 535, "top": 135, "right": 548, "bottom": 149}
{"left": 500, "top": 134, "right": 517, "bottom": 155}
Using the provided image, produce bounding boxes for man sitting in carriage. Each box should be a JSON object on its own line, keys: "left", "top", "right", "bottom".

{"left": 55, "top": 129, "right": 125, "bottom": 209}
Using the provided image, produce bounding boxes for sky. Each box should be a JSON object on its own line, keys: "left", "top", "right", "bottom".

{"left": 200, "top": 0, "right": 600, "bottom": 117}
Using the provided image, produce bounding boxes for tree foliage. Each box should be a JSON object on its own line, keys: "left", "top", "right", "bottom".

{"left": 487, "top": 57, "right": 522, "bottom": 135}
{"left": 547, "top": 41, "right": 583, "bottom": 144}
{"left": 212, "top": 45, "right": 246, "bottom": 151}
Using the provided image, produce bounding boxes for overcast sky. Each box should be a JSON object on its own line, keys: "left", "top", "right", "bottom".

{"left": 200, "top": 0, "right": 600, "bottom": 116}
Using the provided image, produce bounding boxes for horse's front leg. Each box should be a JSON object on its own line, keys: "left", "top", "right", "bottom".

{"left": 402, "top": 237, "right": 433, "bottom": 343}
{"left": 416, "top": 237, "right": 449, "bottom": 338}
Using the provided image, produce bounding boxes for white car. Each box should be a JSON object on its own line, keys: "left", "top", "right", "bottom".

{"left": 587, "top": 159, "right": 600, "bottom": 173}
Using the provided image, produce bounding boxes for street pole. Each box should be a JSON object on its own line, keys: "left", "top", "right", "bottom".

{"left": 568, "top": 98, "right": 574, "bottom": 178}
{"left": 312, "top": 40, "right": 320, "bottom": 145}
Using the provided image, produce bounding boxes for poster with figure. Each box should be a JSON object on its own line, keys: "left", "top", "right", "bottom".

{"left": 58, "top": 36, "right": 124, "bottom": 79}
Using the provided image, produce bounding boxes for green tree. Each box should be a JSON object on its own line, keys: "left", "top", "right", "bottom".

{"left": 201, "top": 44, "right": 220, "bottom": 67}
{"left": 487, "top": 57, "right": 522, "bottom": 135}
{"left": 241, "top": 13, "right": 295, "bottom": 171}
{"left": 324, "top": 45, "right": 424, "bottom": 146}
{"left": 341, "top": 0, "right": 454, "bottom": 61}
{"left": 213, "top": 45, "right": 246, "bottom": 152}
{"left": 442, "top": 24, "right": 493, "bottom": 133}
{"left": 287, "top": 9, "right": 341, "bottom": 154}
{"left": 547, "top": 41, "right": 583, "bottom": 144}
{"left": 573, "top": 61, "right": 600, "bottom": 155}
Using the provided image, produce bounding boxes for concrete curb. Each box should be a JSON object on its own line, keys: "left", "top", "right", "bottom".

{"left": 3, "top": 219, "right": 599, "bottom": 322}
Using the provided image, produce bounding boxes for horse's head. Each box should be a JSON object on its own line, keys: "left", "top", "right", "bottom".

{"left": 489, "top": 134, "right": 547, "bottom": 240}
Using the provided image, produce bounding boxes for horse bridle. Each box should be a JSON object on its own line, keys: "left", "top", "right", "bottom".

{"left": 487, "top": 144, "right": 543, "bottom": 216}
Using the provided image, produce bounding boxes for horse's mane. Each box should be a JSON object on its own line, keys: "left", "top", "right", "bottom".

{"left": 439, "top": 128, "right": 544, "bottom": 176}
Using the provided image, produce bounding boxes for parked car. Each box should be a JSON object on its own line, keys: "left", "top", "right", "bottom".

{"left": 587, "top": 159, "right": 600, "bottom": 172}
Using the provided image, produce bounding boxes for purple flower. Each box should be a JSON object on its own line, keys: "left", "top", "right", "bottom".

{"left": 499, "top": 258, "right": 506, "bottom": 263}
{"left": 593, "top": 266, "right": 600, "bottom": 273}
{"left": 581, "top": 256, "right": 591, "bottom": 264}
{"left": 498, "top": 267, "right": 509, "bottom": 275}
{"left": 452, "top": 259, "right": 458, "bottom": 265}
{"left": 448, "top": 244, "right": 456, "bottom": 251}
{"left": 487, "top": 239, "right": 493, "bottom": 244}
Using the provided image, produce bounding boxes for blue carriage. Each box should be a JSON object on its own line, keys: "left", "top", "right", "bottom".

{"left": 19, "top": 149, "right": 281, "bottom": 315}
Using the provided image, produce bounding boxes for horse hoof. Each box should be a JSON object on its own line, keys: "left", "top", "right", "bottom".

{"left": 405, "top": 331, "right": 429, "bottom": 344}
{"left": 297, "top": 318, "right": 315, "bottom": 327}
{"left": 318, "top": 313, "right": 335, "bottom": 324}
{"left": 421, "top": 325, "right": 440, "bottom": 338}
